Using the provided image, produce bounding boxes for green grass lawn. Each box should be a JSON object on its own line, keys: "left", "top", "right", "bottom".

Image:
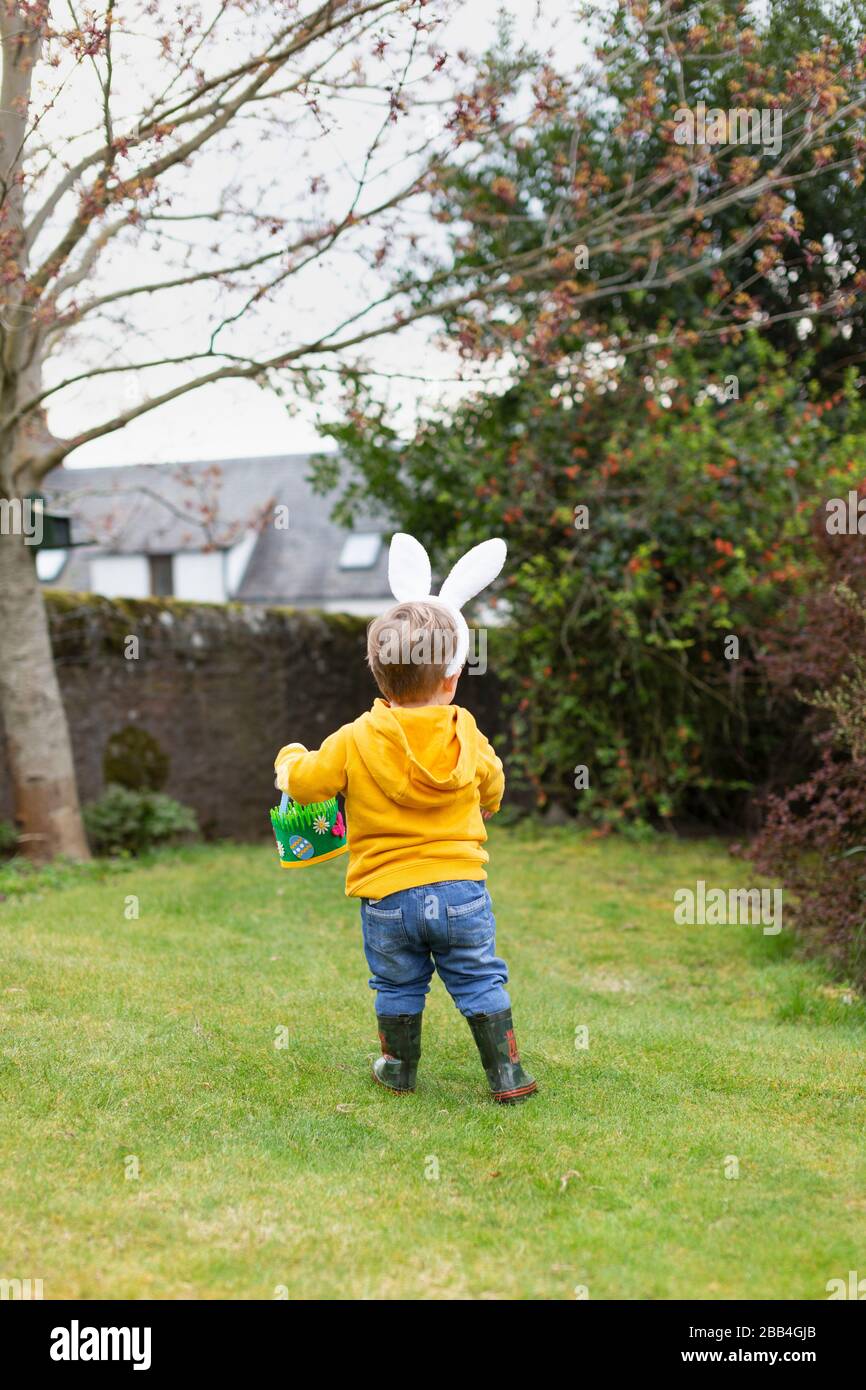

{"left": 1, "top": 826, "right": 864, "bottom": 1300}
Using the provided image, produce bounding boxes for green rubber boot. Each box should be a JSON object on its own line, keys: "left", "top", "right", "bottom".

{"left": 372, "top": 1013, "right": 422, "bottom": 1094}
{"left": 467, "top": 1008, "right": 538, "bottom": 1103}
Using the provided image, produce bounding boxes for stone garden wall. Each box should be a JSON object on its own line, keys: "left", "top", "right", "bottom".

{"left": 0, "top": 593, "right": 505, "bottom": 840}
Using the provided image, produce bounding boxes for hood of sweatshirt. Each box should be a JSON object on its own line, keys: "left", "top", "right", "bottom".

{"left": 352, "top": 698, "right": 480, "bottom": 808}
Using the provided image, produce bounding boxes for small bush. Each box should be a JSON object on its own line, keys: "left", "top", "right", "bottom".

{"left": 83, "top": 785, "right": 198, "bottom": 857}
{"left": 103, "top": 726, "right": 170, "bottom": 791}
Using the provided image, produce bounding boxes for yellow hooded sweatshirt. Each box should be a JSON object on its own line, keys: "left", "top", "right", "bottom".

{"left": 274, "top": 699, "right": 505, "bottom": 899}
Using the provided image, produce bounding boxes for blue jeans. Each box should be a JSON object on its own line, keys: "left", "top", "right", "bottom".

{"left": 360, "top": 879, "right": 511, "bottom": 1018}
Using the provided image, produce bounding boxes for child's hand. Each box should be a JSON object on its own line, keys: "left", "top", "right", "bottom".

{"left": 274, "top": 743, "right": 307, "bottom": 797}
{"left": 482, "top": 808, "right": 496, "bottom": 821}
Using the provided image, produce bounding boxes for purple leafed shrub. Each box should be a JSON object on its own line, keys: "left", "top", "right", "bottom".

{"left": 745, "top": 515, "right": 866, "bottom": 980}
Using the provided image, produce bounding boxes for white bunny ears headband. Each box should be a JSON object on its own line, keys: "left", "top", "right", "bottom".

{"left": 387, "top": 532, "right": 507, "bottom": 677}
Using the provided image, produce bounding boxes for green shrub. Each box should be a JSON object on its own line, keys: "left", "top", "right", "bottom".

{"left": 316, "top": 339, "right": 866, "bottom": 826}
{"left": 83, "top": 785, "right": 198, "bottom": 857}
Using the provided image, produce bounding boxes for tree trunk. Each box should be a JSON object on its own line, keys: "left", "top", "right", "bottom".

{"left": 0, "top": 525, "right": 91, "bottom": 861}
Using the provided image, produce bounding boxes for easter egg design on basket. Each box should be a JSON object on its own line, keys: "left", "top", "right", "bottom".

{"left": 270, "top": 792, "right": 349, "bottom": 869}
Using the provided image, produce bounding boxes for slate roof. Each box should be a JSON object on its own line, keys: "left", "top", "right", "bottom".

{"left": 43, "top": 454, "right": 393, "bottom": 606}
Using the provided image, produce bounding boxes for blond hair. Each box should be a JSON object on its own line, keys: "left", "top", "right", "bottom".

{"left": 366, "top": 601, "right": 459, "bottom": 703}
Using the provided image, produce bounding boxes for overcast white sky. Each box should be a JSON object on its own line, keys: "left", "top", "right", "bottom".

{"left": 47, "top": 1, "right": 583, "bottom": 471}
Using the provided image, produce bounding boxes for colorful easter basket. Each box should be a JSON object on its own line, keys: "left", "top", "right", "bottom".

{"left": 270, "top": 792, "right": 348, "bottom": 869}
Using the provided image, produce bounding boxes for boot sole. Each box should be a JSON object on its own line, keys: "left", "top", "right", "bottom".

{"left": 493, "top": 1081, "right": 538, "bottom": 1103}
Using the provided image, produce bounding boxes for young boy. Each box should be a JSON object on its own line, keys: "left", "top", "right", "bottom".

{"left": 274, "top": 600, "right": 537, "bottom": 1104}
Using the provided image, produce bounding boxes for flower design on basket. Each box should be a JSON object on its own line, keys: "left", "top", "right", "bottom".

{"left": 332, "top": 810, "right": 345, "bottom": 837}
{"left": 313, "top": 814, "right": 330, "bottom": 834}
{"left": 276, "top": 840, "right": 287, "bottom": 860}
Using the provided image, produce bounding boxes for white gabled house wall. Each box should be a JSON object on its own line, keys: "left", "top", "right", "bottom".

{"left": 173, "top": 551, "right": 226, "bottom": 602}
{"left": 225, "top": 530, "right": 257, "bottom": 597}
{"left": 89, "top": 554, "right": 150, "bottom": 598}
{"left": 85, "top": 529, "right": 258, "bottom": 604}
